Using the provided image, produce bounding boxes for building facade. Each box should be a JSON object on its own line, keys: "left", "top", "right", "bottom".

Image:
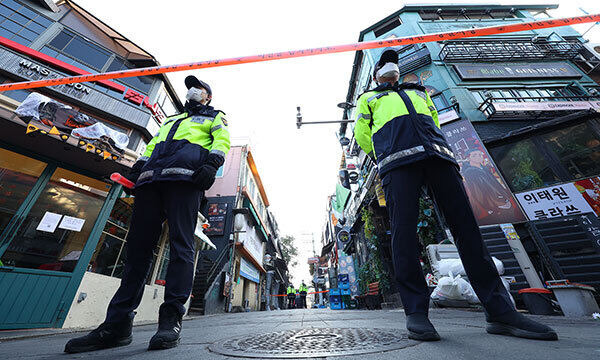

{"left": 325, "top": 4, "right": 600, "bottom": 305}
{"left": 190, "top": 145, "right": 289, "bottom": 314}
{"left": 0, "top": 0, "right": 219, "bottom": 330}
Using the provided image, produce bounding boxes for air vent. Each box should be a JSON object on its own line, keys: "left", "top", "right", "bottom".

{"left": 373, "top": 16, "right": 402, "bottom": 38}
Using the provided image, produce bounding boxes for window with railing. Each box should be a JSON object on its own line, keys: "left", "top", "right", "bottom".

{"left": 440, "top": 38, "right": 583, "bottom": 62}
{"left": 0, "top": 0, "right": 52, "bottom": 46}
{"left": 419, "top": 9, "right": 516, "bottom": 21}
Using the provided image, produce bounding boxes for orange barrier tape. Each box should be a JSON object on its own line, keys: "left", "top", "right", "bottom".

{"left": 0, "top": 14, "right": 598, "bottom": 92}
{"left": 270, "top": 290, "right": 329, "bottom": 296}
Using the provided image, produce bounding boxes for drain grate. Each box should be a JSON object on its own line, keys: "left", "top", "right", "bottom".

{"left": 208, "top": 328, "right": 417, "bottom": 358}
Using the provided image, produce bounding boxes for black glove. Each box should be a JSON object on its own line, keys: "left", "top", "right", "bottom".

{"left": 206, "top": 153, "right": 225, "bottom": 169}
{"left": 192, "top": 164, "right": 217, "bottom": 190}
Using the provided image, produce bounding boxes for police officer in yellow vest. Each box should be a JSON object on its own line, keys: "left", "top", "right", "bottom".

{"left": 299, "top": 282, "right": 308, "bottom": 308}
{"left": 65, "top": 76, "right": 230, "bottom": 353}
{"left": 286, "top": 284, "right": 296, "bottom": 309}
{"left": 354, "top": 50, "right": 557, "bottom": 342}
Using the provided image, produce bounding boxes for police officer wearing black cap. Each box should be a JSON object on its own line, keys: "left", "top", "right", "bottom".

{"left": 353, "top": 50, "right": 557, "bottom": 342}
{"left": 65, "top": 76, "right": 230, "bottom": 353}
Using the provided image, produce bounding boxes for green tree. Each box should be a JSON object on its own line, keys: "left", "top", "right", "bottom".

{"left": 279, "top": 235, "right": 298, "bottom": 269}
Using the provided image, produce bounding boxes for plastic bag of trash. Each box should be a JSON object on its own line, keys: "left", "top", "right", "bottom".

{"left": 435, "top": 257, "right": 504, "bottom": 277}
{"left": 430, "top": 272, "right": 480, "bottom": 304}
{"left": 15, "top": 92, "right": 95, "bottom": 130}
{"left": 71, "top": 122, "right": 129, "bottom": 150}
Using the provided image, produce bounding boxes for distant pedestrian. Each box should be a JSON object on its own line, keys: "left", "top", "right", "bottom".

{"left": 299, "top": 282, "right": 308, "bottom": 309}
{"left": 286, "top": 284, "right": 296, "bottom": 309}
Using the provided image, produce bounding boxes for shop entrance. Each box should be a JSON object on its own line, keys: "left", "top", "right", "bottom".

{"left": 0, "top": 148, "right": 117, "bottom": 329}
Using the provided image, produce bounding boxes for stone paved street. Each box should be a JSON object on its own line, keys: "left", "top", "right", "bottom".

{"left": 1, "top": 308, "right": 598, "bottom": 359}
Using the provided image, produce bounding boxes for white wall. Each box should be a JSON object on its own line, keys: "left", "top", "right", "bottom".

{"left": 62, "top": 271, "right": 167, "bottom": 329}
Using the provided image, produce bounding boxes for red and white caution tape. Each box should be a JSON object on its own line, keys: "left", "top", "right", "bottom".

{"left": 0, "top": 14, "right": 598, "bottom": 92}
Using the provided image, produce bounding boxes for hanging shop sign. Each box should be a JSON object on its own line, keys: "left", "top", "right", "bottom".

{"left": 441, "top": 119, "right": 526, "bottom": 226}
{"left": 491, "top": 100, "right": 600, "bottom": 112}
{"left": 454, "top": 62, "right": 581, "bottom": 80}
{"left": 515, "top": 182, "right": 595, "bottom": 221}
{"left": 205, "top": 203, "right": 228, "bottom": 236}
{"left": 18, "top": 59, "right": 90, "bottom": 96}
{"left": 438, "top": 109, "right": 460, "bottom": 125}
{"left": 239, "top": 257, "right": 260, "bottom": 283}
{"left": 0, "top": 48, "right": 163, "bottom": 134}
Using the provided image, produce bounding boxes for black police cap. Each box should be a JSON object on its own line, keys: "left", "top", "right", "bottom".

{"left": 184, "top": 75, "right": 212, "bottom": 96}
{"left": 373, "top": 49, "right": 399, "bottom": 77}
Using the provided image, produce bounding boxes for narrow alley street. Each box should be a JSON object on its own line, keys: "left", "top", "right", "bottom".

{"left": 1, "top": 308, "right": 598, "bottom": 359}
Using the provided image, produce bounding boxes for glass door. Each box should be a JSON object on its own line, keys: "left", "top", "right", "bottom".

{"left": 0, "top": 148, "right": 48, "bottom": 246}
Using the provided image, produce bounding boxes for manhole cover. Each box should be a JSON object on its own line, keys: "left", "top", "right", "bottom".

{"left": 209, "top": 328, "right": 416, "bottom": 358}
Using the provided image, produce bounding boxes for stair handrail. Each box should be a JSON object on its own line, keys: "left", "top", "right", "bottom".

{"left": 206, "top": 242, "right": 233, "bottom": 285}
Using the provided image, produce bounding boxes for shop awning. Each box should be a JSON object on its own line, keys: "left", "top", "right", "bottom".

{"left": 321, "top": 241, "right": 335, "bottom": 257}
{"left": 194, "top": 226, "right": 216, "bottom": 251}
{"left": 235, "top": 242, "right": 266, "bottom": 274}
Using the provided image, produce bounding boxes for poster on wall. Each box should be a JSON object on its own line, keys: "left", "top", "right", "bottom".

{"left": 441, "top": 119, "right": 526, "bottom": 226}
{"left": 574, "top": 177, "right": 600, "bottom": 216}
{"left": 516, "top": 183, "right": 595, "bottom": 220}
{"left": 205, "top": 203, "right": 228, "bottom": 236}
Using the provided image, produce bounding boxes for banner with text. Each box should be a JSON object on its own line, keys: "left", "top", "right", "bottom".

{"left": 515, "top": 183, "right": 595, "bottom": 220}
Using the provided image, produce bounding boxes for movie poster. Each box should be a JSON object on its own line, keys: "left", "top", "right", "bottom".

{"left": 205, "top": 203, "right": 228, "bottom": 236}
{"left": 441, "top": 119, "right": 526, "bottom": 226}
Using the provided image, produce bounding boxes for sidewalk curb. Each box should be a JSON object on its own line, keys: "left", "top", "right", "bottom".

{"left": 0, "top": 314, "right": 206, "bottom": 343}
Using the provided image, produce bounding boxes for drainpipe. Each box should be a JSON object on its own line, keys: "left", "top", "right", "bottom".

{"left": 225, "top": 147, "right": 248, "bottom": 312}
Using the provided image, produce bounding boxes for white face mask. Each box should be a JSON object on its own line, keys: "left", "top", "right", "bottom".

{"left": 186, "top": 87, "right": 208, "bottom": 103}
{"left": 376, "top": 62, "right": 399, "bottom": 79}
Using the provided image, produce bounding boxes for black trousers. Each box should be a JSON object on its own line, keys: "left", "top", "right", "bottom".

{"left": 381, "top": 157, "right": 514, "bottom": 317}
{"left": 300, "top": 292, "right": 307, "bottom": 308}
{"left": 287, "top": 294, "right": 295, "bottom": 309}
{"left": 105, "top": 181, "right": 201, "bottom": 323}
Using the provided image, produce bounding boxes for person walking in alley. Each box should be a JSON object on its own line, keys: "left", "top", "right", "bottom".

{"left": 353, "top": 49, "right": 558, "bottom": 342}
{"left": 287, "top": 284, "right": 296, "bottom": 309}
{"left": 299, "top": 282, "right": 308, "bottom": 308}
{"left": 64, "top": 75, "right": 230, "bottom": 353}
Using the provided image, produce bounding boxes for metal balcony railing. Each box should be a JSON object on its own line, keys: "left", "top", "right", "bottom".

{"left": 478, "top": 95, "right": 600, "bottom": 120}
{"left": 440, "top": 38, "right": 584, "bottom": 62}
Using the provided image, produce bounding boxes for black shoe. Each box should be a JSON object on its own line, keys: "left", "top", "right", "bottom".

{"left": 486, "top": 311, "right": 558, "bottom": 341}
{"left": 148, "top": 304, "right": 183, "bottom": 350}
{"left": 406, "top": 313, "right": 441, "bottom": 341}
{"left": 64, "top": 317, "right": 133, "bottom": 354}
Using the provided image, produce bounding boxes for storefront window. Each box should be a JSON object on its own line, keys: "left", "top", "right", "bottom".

{"left": 88, "top": 198, "right": 133, "bottom": 277}
{"left": 490, "top": 140, "right": 560, "bottom": 192}
{"left": 0, "top": 148, "right": 47, "bottom": 236}
{"left": 1, "top": 168, "right": 110, "bottom": 272}
{"left": 542, "top": 123, "right": 600, "bottom": 180}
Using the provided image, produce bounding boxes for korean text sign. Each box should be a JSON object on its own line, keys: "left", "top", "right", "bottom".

{"left": 515, "top": 183, "right": 594, "bottom": 220}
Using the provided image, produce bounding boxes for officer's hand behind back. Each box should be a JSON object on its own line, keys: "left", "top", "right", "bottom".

{"left": 193, "top": 165, "right": 217, "bottom": 190}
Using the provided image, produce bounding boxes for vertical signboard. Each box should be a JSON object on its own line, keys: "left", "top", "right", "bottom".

{"left": 441, "top": 119, "right": 526, "bottom": 226}
{"left": 205, "top": 203, "right": 228, "bottom": 235}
